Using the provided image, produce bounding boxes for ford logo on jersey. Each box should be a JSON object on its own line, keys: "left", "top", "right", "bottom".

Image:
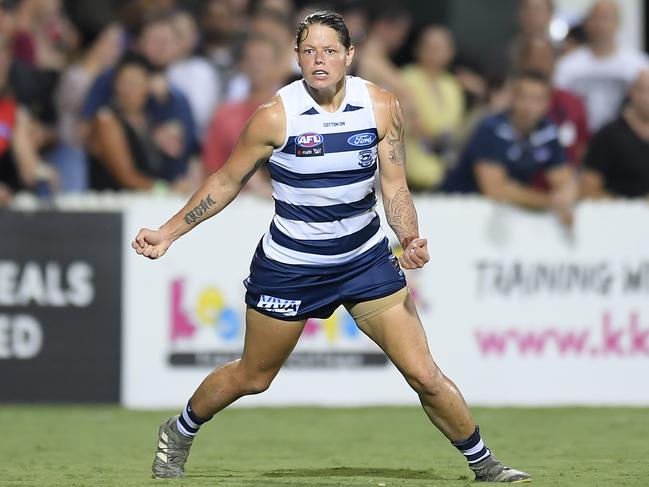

{"left": 347, "top": 132, "right": 377, "bottom": 147}
{"left": 296, "top": 132, "right": 324, "bottom": 147}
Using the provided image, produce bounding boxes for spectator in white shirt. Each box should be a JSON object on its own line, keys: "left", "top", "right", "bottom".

{"left": 554, "top": 0, "right": 648, "bottom": 132}
{"left": 168, "top": 10, "right": 222, "bottom": 141}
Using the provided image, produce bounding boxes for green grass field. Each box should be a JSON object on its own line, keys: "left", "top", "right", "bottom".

{"left": 0, "top": 406, "right": 647, "bottom": 486}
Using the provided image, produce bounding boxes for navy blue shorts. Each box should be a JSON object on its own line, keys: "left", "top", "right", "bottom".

{"left": 244, "top": 238, "right": 406, "bottom": 321}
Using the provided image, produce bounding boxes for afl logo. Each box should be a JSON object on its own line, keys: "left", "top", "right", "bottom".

{"left": 347, "top": 132, "right": 377, "bottom": 147}
{"left": 296, "top": 132, "right": 324, "bottom": 148}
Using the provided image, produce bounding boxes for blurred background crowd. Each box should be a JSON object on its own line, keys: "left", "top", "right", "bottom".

{"left": 0, "top": 0, "right": 648, "bottom": 222}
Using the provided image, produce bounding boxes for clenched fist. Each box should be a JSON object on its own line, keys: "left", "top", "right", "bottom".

{"left": 399, "top": 238, "right": 429, "bottom": 270}
{"left": 132, "top": 228, "right": 173, "bottom": 260}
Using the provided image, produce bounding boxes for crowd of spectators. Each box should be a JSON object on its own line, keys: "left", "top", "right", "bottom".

{"left": 1, "top": 0, "right": 648, "bottom": 220}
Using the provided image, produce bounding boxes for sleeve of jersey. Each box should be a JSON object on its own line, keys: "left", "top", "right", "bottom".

{"left": 470, "top": 121, "right": 502, "bottom": 167}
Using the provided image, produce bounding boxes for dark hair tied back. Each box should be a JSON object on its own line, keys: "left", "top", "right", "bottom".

{"left": 296, "top": 10, "right": 352, "bottom": 50}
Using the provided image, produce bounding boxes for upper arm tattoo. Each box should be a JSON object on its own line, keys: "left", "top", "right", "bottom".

{"left": 385, "top": 96, "right": 406, "bottom": 167}
{"left": 239, "top": 157, "right": 267, "bottom": 187}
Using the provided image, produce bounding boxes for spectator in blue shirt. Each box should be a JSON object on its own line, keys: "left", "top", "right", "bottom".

{"left": 80, "top": 12, "right": 197, "bottom": 171}
{"left": 442, "top": 70, "right": 577, "bottom": 225}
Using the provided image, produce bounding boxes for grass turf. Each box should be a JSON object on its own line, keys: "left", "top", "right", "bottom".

{"left": 0, "top": 406, "right": 647, "bottom": 486}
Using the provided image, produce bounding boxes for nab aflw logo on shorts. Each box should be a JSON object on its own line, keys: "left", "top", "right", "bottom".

{"left": 257, "top": 295, "right": 302, "bottom": 317}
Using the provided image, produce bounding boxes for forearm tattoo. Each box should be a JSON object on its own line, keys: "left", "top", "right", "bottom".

{"left": 240, "top": 157, "right": 267, "bottom": 187}
{"left": 386, "top": 96, "right": 406, "bottom": 167}
{"left": 184, "top": 194, "right": 216, "bottom": 225}
{"left": 386, "top": 187, "right": 419, "bottom": 244}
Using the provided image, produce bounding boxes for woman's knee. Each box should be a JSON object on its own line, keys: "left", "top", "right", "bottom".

{"left": 234, "top": 362, "right": 277, "bottom": 395}
{"left": 405, "top": 365, "right": 445, "bottom": 397}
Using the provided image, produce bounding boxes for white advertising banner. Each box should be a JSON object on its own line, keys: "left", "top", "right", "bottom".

{"left": 416, "top": 199, "right": 649, "bottom": 406}
{"left": 123, "top": 196, "right": 649, "bottom": 407}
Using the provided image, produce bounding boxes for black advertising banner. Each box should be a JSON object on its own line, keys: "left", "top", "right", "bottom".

{"left": 0, "top": 212, "right": 122, "bottom": 402}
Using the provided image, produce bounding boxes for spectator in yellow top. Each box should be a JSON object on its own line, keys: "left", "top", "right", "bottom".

{"left": 400, "top": 25, "right": 464, "bottom": 191}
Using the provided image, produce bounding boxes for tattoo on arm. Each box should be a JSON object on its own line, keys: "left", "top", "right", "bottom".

{"left": 183, "top": 157, "right": 267, "bottom": 227}
{"left": 184, "top": 194, "right": 216, "bottom": 225}
{"left": 239, "top": 157, "right": 267, "bottom": 187}
{"left": 386, "top": 187, "right": 419, "bottom": 244}
{"left": 385, "top": 96, "right": 406, "bottom": 167}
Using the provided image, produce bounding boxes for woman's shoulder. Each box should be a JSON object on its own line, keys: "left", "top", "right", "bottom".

{"left": 95, "top": 105, "right": 117, "bottom": 123}
{"left": 242, "top": 94, "right": 286, "bottom": 147}
{"left": 94, "top": 104, "right": 130, "bottom": 133}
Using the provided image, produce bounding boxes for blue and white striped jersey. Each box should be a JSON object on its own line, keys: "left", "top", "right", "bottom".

{"left": 262, "top": 76, "right": 386, "bottom": 266}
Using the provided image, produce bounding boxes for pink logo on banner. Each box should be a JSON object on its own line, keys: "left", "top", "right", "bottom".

{"left": 171, "top": 279, "right": 196, "bottom": 340}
